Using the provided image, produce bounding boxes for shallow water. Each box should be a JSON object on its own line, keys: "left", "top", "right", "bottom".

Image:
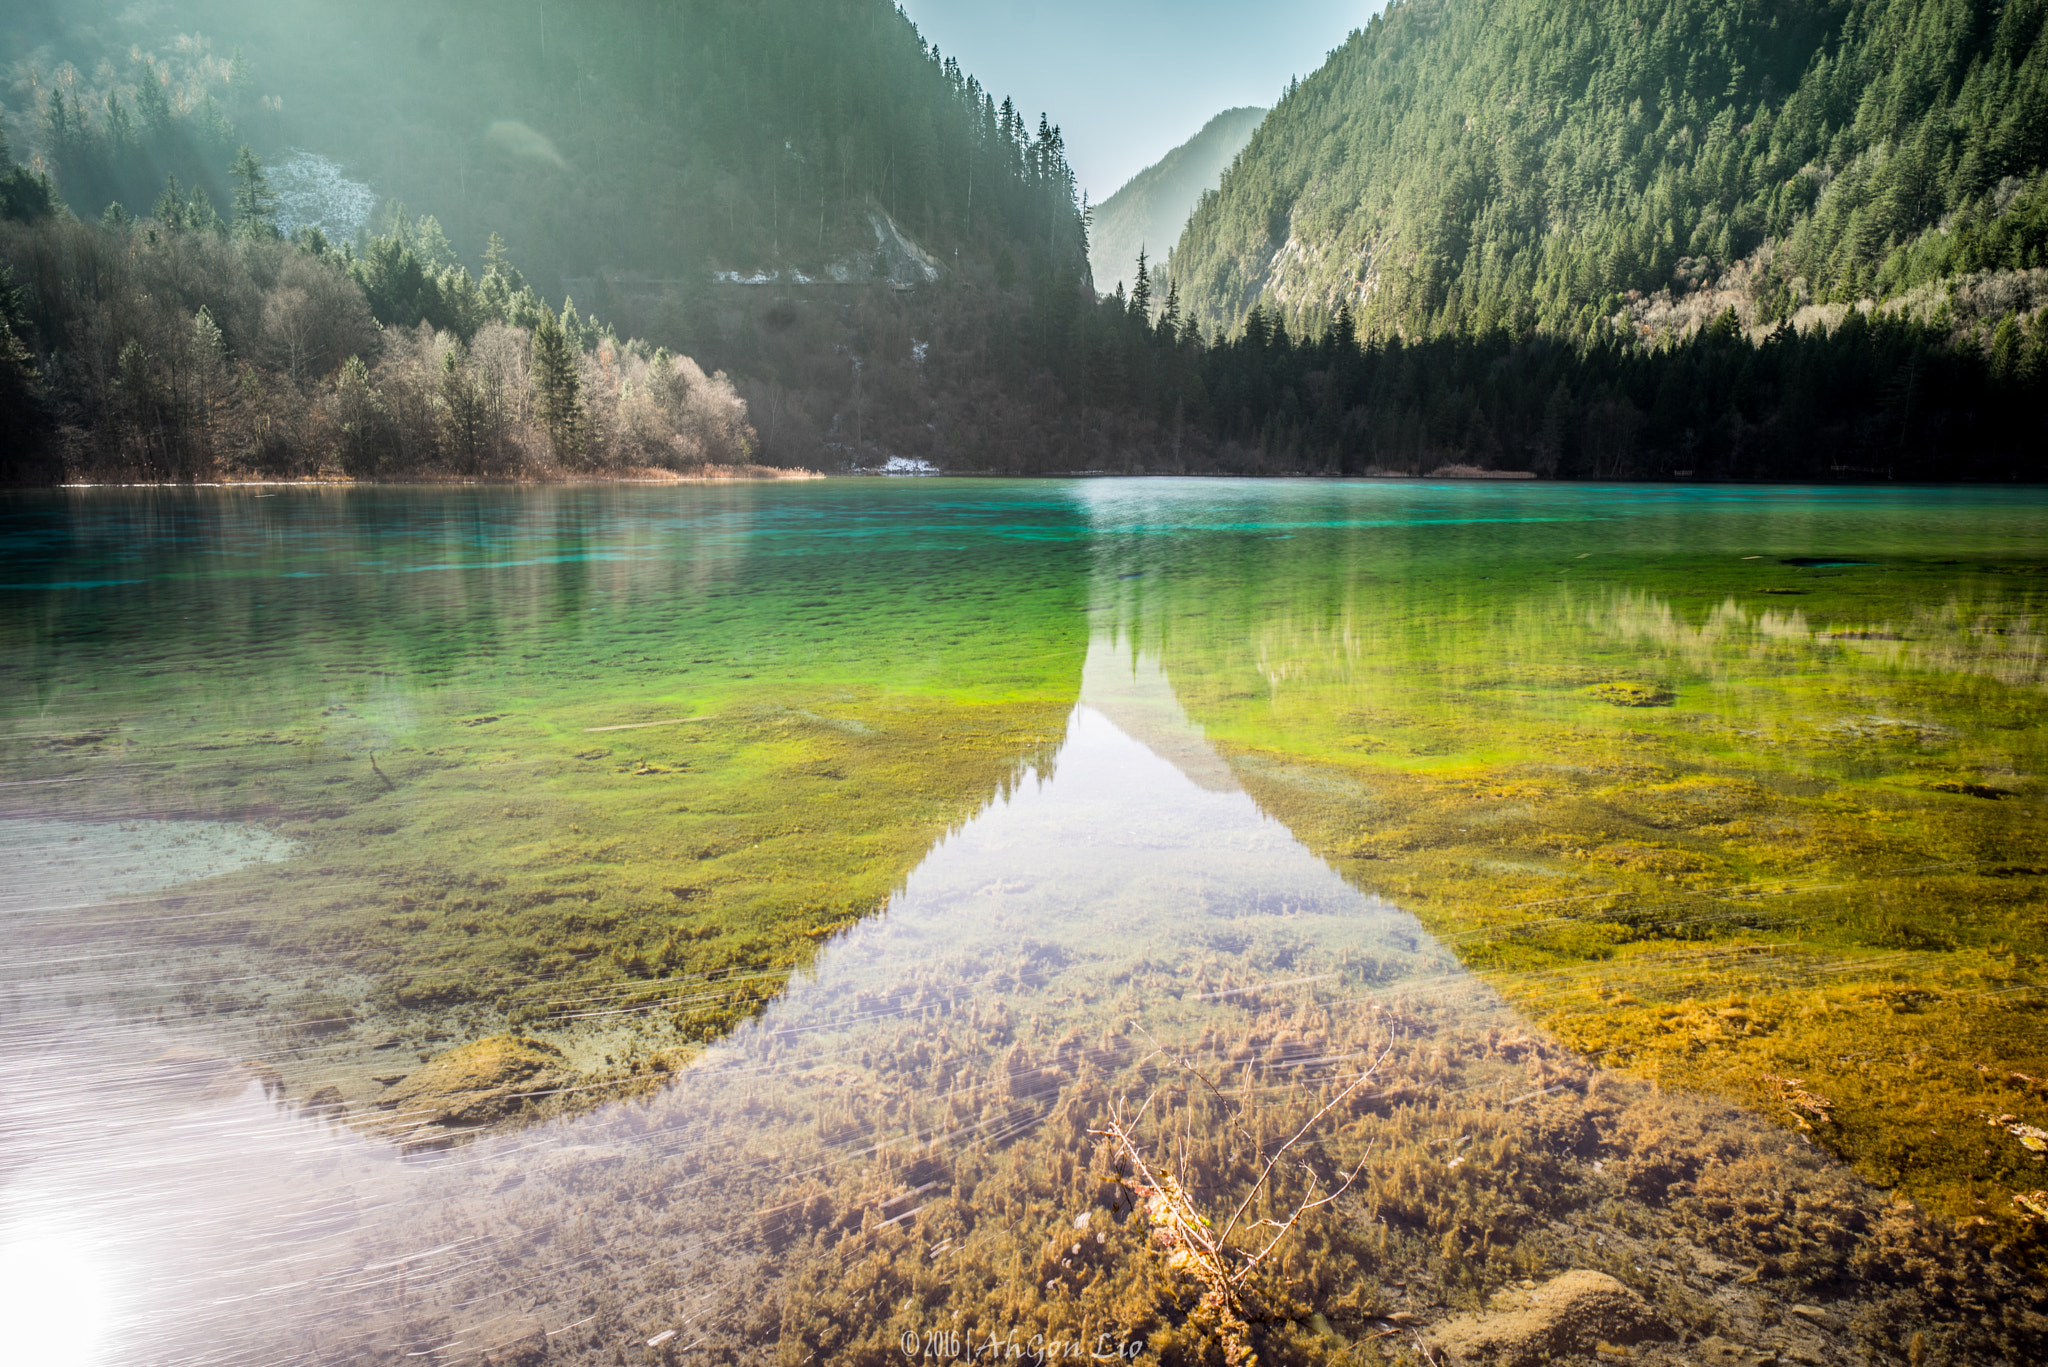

{"left": 3, "top": 481, "right": 2046, "bottom": 1365}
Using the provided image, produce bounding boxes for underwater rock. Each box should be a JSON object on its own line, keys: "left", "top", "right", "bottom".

{"left": 1427, "top": 1269, "right": 1672, "bottom": 1366}
{"left": 379, "top": 1034, "right": 574, "bottom": 1128}
{"left": 1787, "top": 1303, "right": 1843, "bottom": 1333}
{"left": 1688, "top": 1335, "right": 1778, "bottom": 1367}
{"left": 302, "top": 1085, "right": 346, "bottom": 1119}
{"left": 1584, "top": 681, "right": 1675, "bottom": 707}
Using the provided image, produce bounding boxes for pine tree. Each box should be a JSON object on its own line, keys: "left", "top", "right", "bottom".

{"left": 154, "top": 175, "right": 188, "bottom": 232}
{"left": 439, "top": 344, "right": 490, "bottom": 470}
{"left": 530, "top": 308, "right": 583, "bottom": 463}
{"left": 193, "top": 306, "right": 226, "bottom": 365}
{"left": 1, "top": 129, "right": 57, "bottom": 225}
{"left": 230, "top": 145, "right": 280, "bottom": 239}
{"left": 484, "top": 232, "right": 515, "bottom": 280}
{"left": 334, "top": 354, "right": 384, "bottom": 476}
{"left": 191, "top": 306, "right": 227, "bottom": 458}
{"left": 0, "top": 264, "right": 50, "bottom": 481}
{"left": 104, "top": 94, "right": 134, "bottom": 155}
{"left": 1989, "top": 313, "right": 2023, "bottom": 384}
{"left": 41, "top": 91, "right": 71, "bottom": 171}
{"left": 185, "top": 185, "right": 224, "bottom": 236}
{"left": 1130, "top": 249, "right": 1151, "bottom": 325}
{"left": 135, "top": 59, "right": 175, "bottom": 138}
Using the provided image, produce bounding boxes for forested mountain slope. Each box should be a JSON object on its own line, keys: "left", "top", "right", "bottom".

{"left": 1169, "top": 0, "right": 2048, "bottom": 339}
{"left": 1089, "top": 106, "right": 1264, "bottom": 297}
{"left": 5, "top": 0, "right": 1088, "bottom": 299}
{"left": 1, "top": 0, "right": 1101, "bottom": 482}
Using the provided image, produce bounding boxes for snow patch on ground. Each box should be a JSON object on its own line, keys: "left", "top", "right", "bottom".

{"left": 716, "top": 212, "right": 941, "bottom": 290}
{"left": 268, "top": 152, "right": 377, "bottom": 242}
{"left": 878, "top": 456, "right": 940, "bottom": 476}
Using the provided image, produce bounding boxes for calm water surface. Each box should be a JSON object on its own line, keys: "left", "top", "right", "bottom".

{"left": 3, "top": 481, "right": 2046, "bottom": 1366}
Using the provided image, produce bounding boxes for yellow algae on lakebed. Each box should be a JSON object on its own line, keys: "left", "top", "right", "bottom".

{"left": 8, "top": 483, "right": 2048, "bottom": 1363}
{"left": 8, "top": 482, "right": 2048, "bottom": 1261}
{"left": 5, "top": 681, "right": 1075, "bottom": 1130}
{"left": 1128, "top": 543, "right": 2048, "bottom": 1264}
{"left": 0, "top": 482, "right": 1088, "bottom": 1129}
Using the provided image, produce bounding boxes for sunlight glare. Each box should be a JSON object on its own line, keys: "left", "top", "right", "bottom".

{"left": 0, "top": 1218, "right": 118, "bottom": 1367}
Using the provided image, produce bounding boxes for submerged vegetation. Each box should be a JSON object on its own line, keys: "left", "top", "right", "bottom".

{"left": 315, "top": 924, "right": 2047, "bottom": 1365}
{"left": 1104, "top": 513, "right": 2048, "bottom": 1266}
{"left": 5, "top": 481, "right": 2048, "bottom": 1360}
{"left": 0, "top": 485, "right": 1087, "bottom": 1136}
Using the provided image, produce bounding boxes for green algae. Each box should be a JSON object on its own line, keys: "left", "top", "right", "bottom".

{"left": 1086, "top": 489, "right": 2048, "bottom": 1265}
{"left": 304, "top": 665, "right": 2043, "bottom": 1366}
{"left": 0, "top": 483, "right": 1089, "bottom": 1113}
{"left": 7, "top": 477, "right": 2048, "bottom": 1282}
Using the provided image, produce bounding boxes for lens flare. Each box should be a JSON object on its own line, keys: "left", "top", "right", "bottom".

{"left": 0, "top": 1218, "right": 118, "bottom": 1367}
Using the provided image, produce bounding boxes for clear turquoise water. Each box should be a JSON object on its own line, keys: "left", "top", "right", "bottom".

{"left": 2, "top": 480, "right": 2046, "bottom": 1366}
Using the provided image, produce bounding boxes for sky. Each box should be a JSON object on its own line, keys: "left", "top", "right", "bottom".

{"left": 897, "top": 0, "right": 1384, "bottom": 203}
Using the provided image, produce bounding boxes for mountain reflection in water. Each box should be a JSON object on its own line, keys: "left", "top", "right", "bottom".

{"left": 8, "top": 632, "right": 2033, "bottom": 1365}
{"left": 0, "top": 636, "right": 1446, "bottom": 1357}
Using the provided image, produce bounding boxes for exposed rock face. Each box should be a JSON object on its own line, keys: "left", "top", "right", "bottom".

{"left": 380, "top": 1035, "right": 574, "bottom": 1129}
{"left": 1428, "top": 1269, "right": 1673, "bottom": 1366}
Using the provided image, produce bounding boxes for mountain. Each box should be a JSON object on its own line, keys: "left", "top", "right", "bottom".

{"left": 4, "top": 0, "right": 1089, "bottom": 301}
{"left": 1169, "top": 0, "right": 2048, "bottom": 340}
{"left": 1, "top": 0, "right": 1103, "bottom": 479}
{"left": 1088, "top": 106, "right": 1264, "bottom": 297}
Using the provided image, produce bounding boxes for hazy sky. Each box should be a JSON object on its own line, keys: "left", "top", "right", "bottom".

{"left": 897, "top": 0, "right": 1384, "bottom": 202}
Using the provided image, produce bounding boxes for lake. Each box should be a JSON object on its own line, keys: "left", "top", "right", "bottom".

{"left": 2, "top": 479, "right": 2045, "bottom": 1366}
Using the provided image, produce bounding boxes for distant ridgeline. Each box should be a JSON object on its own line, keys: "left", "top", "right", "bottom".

{"left": 1089, "top": 107, "right": 1265, "bottom": 297}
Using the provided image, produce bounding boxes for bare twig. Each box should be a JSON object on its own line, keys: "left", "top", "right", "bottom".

{"left": 1217, "top": 1039, "right": 1394, "bottom": 1251}
{"left": 1090, "top": 1020, "right": 1400, "bottom": 1365}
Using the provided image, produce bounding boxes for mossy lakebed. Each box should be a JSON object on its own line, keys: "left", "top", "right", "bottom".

{"left": 1, "top": 483, "right": 1087, "bottom": 1133}
{"left": 1094, "top": 483, "right": 2048, "bottom": 1267}
{"left": 4, "top": 479, "right": 2048, "bottom": 1363}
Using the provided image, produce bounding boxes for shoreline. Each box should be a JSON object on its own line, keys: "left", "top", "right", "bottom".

{"left": 44, "top": 463, "right": 824, "bottom": 489}
{"left": 14, "top": 471, "right": 2048, "bottom": 491}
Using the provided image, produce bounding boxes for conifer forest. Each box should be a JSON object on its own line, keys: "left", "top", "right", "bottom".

{"left": 1, "top": 0, "right": 2044, "bottom": 479}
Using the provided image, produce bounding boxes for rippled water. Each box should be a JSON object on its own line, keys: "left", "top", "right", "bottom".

{"left": 3, "top": 481, "right": 2046, "bottom": 1366}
